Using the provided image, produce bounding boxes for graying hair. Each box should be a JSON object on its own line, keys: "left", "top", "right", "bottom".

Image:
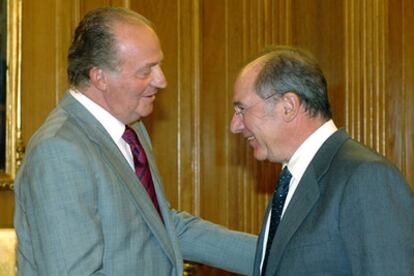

{"left": 67, "top": 7, "right": 154, "bottom": 88}
{"left": 252, "top": 46, "right": 332, "bottom": 120}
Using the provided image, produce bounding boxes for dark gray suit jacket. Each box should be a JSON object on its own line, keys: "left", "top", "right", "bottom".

{"left": 254, "top": 129, "right": 414, "bottom": 276}
{"left": 14, "top": 92, "right": 257, "bottom": 276}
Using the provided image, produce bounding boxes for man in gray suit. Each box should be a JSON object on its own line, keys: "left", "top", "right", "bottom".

{"left": 14, "top": 7, "right": 256, "bottom": 275}
{"left": 230, "top": 46, "right": 414, "bottom": 275}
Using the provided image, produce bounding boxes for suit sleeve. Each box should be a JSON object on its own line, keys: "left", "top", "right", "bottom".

{"left": 339, "top": 161, "right": 414, "bottom": 275}
{"left": 171, "top": 210, "right": 257, "bottom": 276}
{"left": 14, "top": 137, "right": 105, "bottom": 275}
{"left": 137, "top": 121, "right": 257, "bottom": 275}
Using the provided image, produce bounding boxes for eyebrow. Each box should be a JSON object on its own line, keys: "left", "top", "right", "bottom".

{"left": 233, "top": 101, "right": 244, "bottom": 107}
{"left": 145, "top": 61, "right": 160, "bottom": 68}
{"left": 137, "top": 61, "right": 162, "bottom": 73}
{"left": 143, "top": 56, "right": 164, "bottom": 68}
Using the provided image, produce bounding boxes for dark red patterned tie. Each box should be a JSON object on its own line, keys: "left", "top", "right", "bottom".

{"left": 122, "top": 126, "right": 162, "bottom": 218}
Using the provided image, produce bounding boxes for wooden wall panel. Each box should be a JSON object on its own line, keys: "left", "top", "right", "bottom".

{"left": 1, "top": 1, "right": 413, "bottom": 275}
{"left": 291, "top": 0, "right": 345, "bottom": 127}
{"left": 345, "top": 0, "right": 387, "bottom": 154}
{"left": 200, "top": 0, "right": 230, "bottom": 229}
{"left": 0, "top": 189, "right": 14, "bottom": 227}
{"left": 21, "top": 0, "right": 61, "bottom": 145}
{"left": 404, "top": 0, "right": 414, "bottom": 187}
{"left": 387, "top": 0, "right": 414, "bottom": 188}
{"left": 174, "top": 0, "right": 202, "bottom": 215}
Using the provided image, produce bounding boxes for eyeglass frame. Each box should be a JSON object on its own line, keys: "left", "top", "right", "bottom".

{"left": 233, "top": 91, "right": 283, "bottom": 118}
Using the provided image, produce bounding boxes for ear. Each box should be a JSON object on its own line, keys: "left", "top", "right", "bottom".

{"left": 89, "top": 67, "right": 108, "bottom": 91}
{"left": 281, "top": 92, "right": 300, "bottom": 122}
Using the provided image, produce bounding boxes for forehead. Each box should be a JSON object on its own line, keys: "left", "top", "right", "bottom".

{"left": 233, "top": 61, "right": 263, "bottom": 103}
{"left": 114, "top": 22, "right": 163, "bottom": 63}
{"left": 115, "top": 21, "right": 158, "bottom": 46}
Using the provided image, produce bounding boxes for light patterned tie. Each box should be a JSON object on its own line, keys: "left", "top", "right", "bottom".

{"left": 122, "top": 126, "right": 162, "bottom": 219}
{"left": 261, "top": 166, "right": 292, "bottom": 275}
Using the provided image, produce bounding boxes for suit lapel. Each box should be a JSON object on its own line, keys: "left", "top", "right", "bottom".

{"left": 264, "top": 129, "right": 349, "bottom": 275}
{"left": 266, "top": 170, "right": 320, "bottom": 275}
{"left": 59, "top": 92, "right": 177, "bottom": 265}
{"left": 99, "top": 144, "right": 178, "bottom": 264}
{"left": 132, "top": 123, "right": 170, "bottom": 220}
{"left": 132, "top": 122, "right": 184, "bottom": 267}
{"left": 132, "top": 122, "right": 168, "bottom": 200}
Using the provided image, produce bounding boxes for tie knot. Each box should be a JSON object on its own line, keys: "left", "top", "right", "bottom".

{"left": 276, "top": 166, "right": 292, "bottom": 193}
{"left": 122, "top": 126, "right": 139, "bottom": 147}
{"left": 280, "top": 166, "right": 292, "bottom": 181}
{"left": 122, "top": 125, "right": 147, "bottom": 165}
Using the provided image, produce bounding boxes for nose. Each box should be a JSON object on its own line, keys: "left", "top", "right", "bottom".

{"left": 152, "top": 66, "right": 167, "bottom": 88}
{"left": 230, "top": 113, "right": 244, "bottom": 134}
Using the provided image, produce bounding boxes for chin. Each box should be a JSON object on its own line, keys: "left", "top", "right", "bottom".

{"left": 143, "top": 109, "right": 154, "bottom": 117}
{"left": 253, "top": 150, "right": 267, "bottom": 161}
{"left": 137, "top": 107, "right": 154, "bottom": 118}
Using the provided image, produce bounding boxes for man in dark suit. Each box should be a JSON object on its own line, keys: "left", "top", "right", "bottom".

{"left": 230, "top": 46, "right": 414, "bottom": 275}
{"left": 14, "top": 7, "right": 256, "bottom": 275}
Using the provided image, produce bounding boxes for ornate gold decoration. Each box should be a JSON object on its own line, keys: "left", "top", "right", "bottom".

{"left": 0, "top": 0, "right": 23, "bottom": 189}
{"left": 183, "top": 261, "right": 199, "bottom": 275}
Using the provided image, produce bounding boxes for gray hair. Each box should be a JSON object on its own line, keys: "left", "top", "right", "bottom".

{"left": 67, "top": 7, "right": 154, "bottom": 88}
{"left": 253, "top": 46, "right": 332, "bottom": 120}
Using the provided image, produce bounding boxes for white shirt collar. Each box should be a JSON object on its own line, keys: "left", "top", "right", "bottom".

{"left": 287, "top": 119, "right": 338, "bottom": 181}
{"left": 69, "top": 89, "right": 125, "bottom": 143}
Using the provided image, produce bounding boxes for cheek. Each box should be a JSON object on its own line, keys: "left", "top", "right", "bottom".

{"left": 134, "top": 77, "right": 152, "bottom": 91}
{"left": 124, "top": 83, "right": 146, "bottom": 104}
{"left": 245, "top": 117, "right": 264, "bottom": 136}
{"left": 251, "top": 120, "right": 274, "bottom": 145}
{"left": 242, "top": 116, "right": 256, "bottom": 131}
{"left": 120, "top": 77, "right": 148, "bottom": 94}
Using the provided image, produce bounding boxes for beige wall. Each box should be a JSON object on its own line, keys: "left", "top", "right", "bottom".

{"left": 1, "top": 0, "right": 413, "bottom": 275}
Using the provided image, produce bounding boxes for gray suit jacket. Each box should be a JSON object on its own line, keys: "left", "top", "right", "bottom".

{"left": 14, "top": 92, "right": 257, "bottom": 276}
{"left": 254, "top": 129, "right": 414, "bottom": 276}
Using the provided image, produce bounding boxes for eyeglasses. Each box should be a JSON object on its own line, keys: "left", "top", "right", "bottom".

{"left": 233, "top": 92, "right": 280, "bottom": 118}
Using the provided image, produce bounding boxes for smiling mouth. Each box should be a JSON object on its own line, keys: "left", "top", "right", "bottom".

{"left": 144, "top": 93, "right": 156, "bottom": 99}
{"left": 144, "top": 89, "right": 158, "bottom": 97}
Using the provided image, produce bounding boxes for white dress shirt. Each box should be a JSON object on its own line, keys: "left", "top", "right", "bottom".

{"left": 70, "top": 89, "right": 135, "bottom": 170}
{"left": 260, "top": 120, "right": 338, "bottom": 272}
